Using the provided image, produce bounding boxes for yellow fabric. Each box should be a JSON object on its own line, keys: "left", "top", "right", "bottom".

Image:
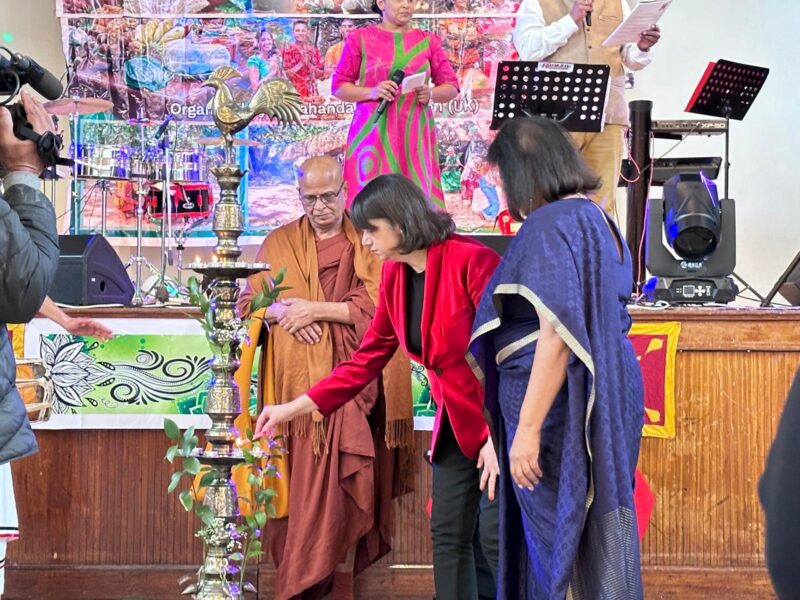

{"left": 7, "top": 323, "right": 24, "bottom": 358}
{"left": 538, "top": 0, "right": 628, "bottom": 125}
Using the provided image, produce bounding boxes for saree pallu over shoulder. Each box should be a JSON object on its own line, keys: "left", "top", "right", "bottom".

{"left": 468, "top": 199, "right": 644, "bottom": 599}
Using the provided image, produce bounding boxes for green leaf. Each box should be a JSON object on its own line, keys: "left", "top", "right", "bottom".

{"left": 168, "top": 471, "right": 183, "bottom": 493}
{"left": 183, "top": 456, "right": 201, "bottom": 475}
{"left": 184, "top": 426, "right": 196, "bottom": 442}
{"left": 246, "top": 473, "right": 261, "bottom": 487}
{"left": 204, "top": 311, "right": 215, "bottom": 333}
{"left": 245, "top": 515, "right": 257, "bottom": 530}
{"left": 181, "top": 434, "right": 197, "bottom": 457}
{"left": 245, "top": 549, "right": 264, "bottom": 560}
{"left": 266, "top": 504, "right": 277, "bottom": 518}
{"left": 195, "top": 504, "right": 215, "bottom": 526}
{"left": 165, "top": 445, "right": 179, "bottom": 463}
{"left": 265, "top": 488, "right": 278, "bottom": 497}
{"left": 230, "top": 552, "right": 244, "bottom": 562}
{"left": 164, "top": 418, "right": 180, "bottom": 440}
{"left": 179, "top": 489, "right": 193, "bottom": 512}
{"left": 250, "top": 292, "right": 268, "bottom": 312}
{"left": 198, "top": 471, "right": 216, "bottom": 488}
{"left": 254, "top": 511, "right": 267, "bottom": 529}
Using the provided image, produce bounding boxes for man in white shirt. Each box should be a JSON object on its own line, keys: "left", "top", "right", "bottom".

{"left": 513, "top": 0, "right": 660, "bottom": 219}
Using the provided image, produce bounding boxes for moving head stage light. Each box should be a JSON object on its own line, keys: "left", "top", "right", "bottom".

{"left": 644, "top": 173, "right": 738, "bottom": 304}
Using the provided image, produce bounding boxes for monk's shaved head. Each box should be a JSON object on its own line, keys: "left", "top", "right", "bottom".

{"left": 297, "top": 155, "right": 343, "bottom": 189}
{"left": 296, "top": 155, "right": 346, "bottom": 237}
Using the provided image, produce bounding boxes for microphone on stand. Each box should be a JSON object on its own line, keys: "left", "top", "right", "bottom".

{"left": 372, "top": 69, "right": 405, "bottom": 124}
{"left": 154, "top": 113, "right": 176, "bottom": 139}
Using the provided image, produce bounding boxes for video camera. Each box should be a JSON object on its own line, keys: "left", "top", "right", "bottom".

{"left": 0, "top": 46, "right": 64, "bottom": 169}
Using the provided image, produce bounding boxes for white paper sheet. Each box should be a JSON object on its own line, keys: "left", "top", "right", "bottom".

{"left": 402, "top": 71, "right": 428, "bottom": 94}
{"left": 602, "top": 0, "right": 673, "bottom": 47}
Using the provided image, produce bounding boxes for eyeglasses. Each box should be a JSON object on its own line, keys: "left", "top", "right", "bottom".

{"left": 299, "top": 181, "right": 344, "bottom": 207}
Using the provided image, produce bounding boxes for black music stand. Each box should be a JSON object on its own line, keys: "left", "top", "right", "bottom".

{"left": 491, "top": 61, "right": 610, "bottom": 132}
{"left": 685, "top": 59, "right": 769, "bottom": 200}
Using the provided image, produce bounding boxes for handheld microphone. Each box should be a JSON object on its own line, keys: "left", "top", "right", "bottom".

{"left": 373, "top": 69, "right": 405, "bottom": 123}
{"left": 0, "top": 50, "right": 63, "bottom": 100}
{"left": 585, "top": 11, "right": 592, "bottom": 27}
{"left": 154, "top": 113, "right": 177, "bottom": 139}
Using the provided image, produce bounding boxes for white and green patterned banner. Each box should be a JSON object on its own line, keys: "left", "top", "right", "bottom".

{"left": 24, "top": 316, "right": 436, "bottom": 430}
{"left": 25, "top": 317, "right": 228, "bottom": 429}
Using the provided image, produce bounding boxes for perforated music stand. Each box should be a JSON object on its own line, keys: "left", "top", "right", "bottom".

{"left": 491, "top": 61, "right": 610, "bottom": 132}
{"left": 685, "top": 59, "right": 769, "bottom": 200}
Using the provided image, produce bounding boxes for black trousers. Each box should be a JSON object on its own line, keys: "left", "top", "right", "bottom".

{"left": 431, "top": 412, "right": 499, "bottom": 600}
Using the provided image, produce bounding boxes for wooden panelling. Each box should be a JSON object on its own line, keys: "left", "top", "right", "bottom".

{"left": 5, "top": 308, "right": 798, "bottom": 598}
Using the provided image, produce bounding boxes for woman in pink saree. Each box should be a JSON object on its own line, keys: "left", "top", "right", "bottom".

{"left": 332, "top": 0, "right": 459, "bottom": 208}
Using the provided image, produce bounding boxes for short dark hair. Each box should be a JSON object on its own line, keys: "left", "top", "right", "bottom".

{"left": 351, "top": 174, "right": 455, "bottom": 253}
{"left": 293, "top": 20, "right": 308, "bottom": 29}
{"left": 486, "top": 116, "right": 600, "bottom": 221}
{"left": 371, "top": 0, "right": 382, "bottom": 14}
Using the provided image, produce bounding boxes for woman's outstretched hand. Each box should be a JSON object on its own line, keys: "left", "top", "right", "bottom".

{"left": 254, "top": 394, "right": 318, "bottom": 439}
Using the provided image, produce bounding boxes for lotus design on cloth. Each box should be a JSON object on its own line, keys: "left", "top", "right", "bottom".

{"left": 39, "top": 335, "right": 211, "bottom": 413}
{"left": 39, "top": 334, "right": 109, "bottom": 413}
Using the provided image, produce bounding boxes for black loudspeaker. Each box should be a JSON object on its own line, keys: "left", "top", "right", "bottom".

{"left": 50, "top": 235, "right": 134, "bottom": 306}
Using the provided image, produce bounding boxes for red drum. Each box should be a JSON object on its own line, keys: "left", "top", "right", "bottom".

{"left": 147, "top": 183, "right": 214, "bottom": 219}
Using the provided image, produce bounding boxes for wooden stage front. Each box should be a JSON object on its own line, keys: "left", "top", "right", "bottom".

{"left": 6, "top": 307, "right": 799, "bottom": 599}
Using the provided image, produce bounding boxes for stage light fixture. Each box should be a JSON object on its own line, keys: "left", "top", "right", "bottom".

{"left": 643, "top": 173, "right": 738, "bottom": 304}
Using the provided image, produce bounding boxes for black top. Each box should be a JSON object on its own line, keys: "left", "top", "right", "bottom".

{"left": 760, "top": 368, "right": 800, "bottom": 599}
{"left": 405, "top": 266, "right": 425, "bottom": 355}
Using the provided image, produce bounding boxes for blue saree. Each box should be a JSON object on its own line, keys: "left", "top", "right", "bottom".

{"left": 468, "top": 198, "right": 644, "bottom": 599}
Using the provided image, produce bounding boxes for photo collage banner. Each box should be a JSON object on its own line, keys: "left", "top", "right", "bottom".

{"left": 57, "top": 0, "right": 520, "bottom": 243}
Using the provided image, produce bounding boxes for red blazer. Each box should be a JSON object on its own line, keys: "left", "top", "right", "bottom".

{"left": 308, "top": 234, "right": 500, "bottom": 461}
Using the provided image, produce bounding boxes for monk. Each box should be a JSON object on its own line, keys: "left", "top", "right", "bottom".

{"left": 237, "top": 156, "right": 411, "bottom": 600}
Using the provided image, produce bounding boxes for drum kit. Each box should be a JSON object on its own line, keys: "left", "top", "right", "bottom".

{"left": 42, "top": 97, "right": 260, "bottom": 304}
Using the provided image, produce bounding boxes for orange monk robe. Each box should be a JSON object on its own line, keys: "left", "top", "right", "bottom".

{"left": 236, "top": 214, "right": 411, "bottom": 600}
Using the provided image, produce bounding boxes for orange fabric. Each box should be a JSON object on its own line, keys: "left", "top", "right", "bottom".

{"left": 238, "top": 214, "right": 412, "bottom": 447}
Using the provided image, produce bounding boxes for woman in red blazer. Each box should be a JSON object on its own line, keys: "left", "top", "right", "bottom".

{"left": 255, "top": 173, "right": 501, "bottom": 600}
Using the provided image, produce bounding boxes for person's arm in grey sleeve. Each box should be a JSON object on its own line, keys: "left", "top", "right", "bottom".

{"left": 0, "top": 91, "right": 61, "bottom": 324}
{"left": 0, "top": 172, "right": 59, "bottom": 323}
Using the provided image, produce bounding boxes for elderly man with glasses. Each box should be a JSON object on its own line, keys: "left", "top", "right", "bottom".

{"left": 237, "top": 155, "right": 411, "bottom": 600}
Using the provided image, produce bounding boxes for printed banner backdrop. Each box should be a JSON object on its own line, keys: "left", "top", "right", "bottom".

{"left": 412, "top": 322, "right": 682, "bottom": 436}
{"left": 57, "top": 1, "right": 519, "bottom": 242}
{"left": 22, "top": 317, "right": 260, "bottom": 429}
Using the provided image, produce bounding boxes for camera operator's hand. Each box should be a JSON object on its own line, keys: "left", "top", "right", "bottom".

{"left": 0, "top": 90, "right": 55, "bottom": 176}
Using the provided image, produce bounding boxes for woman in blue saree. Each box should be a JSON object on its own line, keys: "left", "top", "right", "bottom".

{"left": 468, "top": 116, "right": 645, "bottom": 599}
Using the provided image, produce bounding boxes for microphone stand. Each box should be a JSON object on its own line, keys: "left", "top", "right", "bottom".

{"left": 154, "top": 122, "right": 174, "bottom": 303}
